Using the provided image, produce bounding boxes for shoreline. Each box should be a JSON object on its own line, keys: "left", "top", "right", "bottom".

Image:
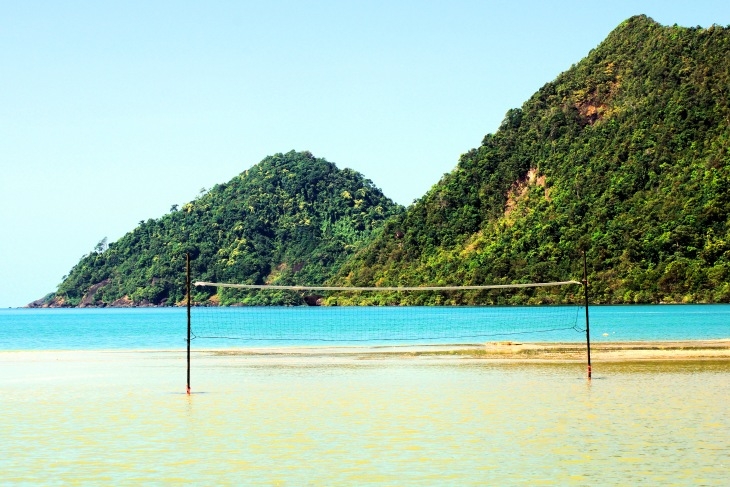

{"left": 203, "top": 339, "right": 730, "bottom": 362}
{"left": 2, "top": 339, "right": 729, "bottom": 362}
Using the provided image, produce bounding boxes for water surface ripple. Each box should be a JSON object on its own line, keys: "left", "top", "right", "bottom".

{"left": 2, "top": 352, "right": 728, "bottom": 485}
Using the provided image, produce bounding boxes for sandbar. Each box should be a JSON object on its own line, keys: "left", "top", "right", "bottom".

{"left": 200, "top": 339, "right": 730, "bottom": 362}
{"left": 2, "top": 339, "right": 729, "bottom": 366}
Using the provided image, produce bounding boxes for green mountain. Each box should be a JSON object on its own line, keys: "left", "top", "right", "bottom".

{"left": 39, "top": 151, "right": 403, "bottom": 307}
{"left": 39, "top": 16, "right": 730, "bottom": 307}
{"left": 336, "top": 15, "right": 730, "bottom": 304}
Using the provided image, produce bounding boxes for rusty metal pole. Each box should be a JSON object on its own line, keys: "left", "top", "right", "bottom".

{"left": 582, "top": 250, "right": 592, "bottom": 379}
{"left": 186, "top": 252, "right": 191, "bottom": 394}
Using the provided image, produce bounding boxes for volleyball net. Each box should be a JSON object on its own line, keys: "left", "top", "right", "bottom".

{"left": 189, "top": 280, "right": 587, "bottom": 344}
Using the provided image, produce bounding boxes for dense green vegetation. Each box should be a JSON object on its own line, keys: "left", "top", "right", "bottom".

{"left": 44, "top": 151, "right": 403, "bottom": 306}
{"left": 41, "top": 16, "right": 730, "bottom": 306}
{"left": 337, "top": 16, "right": 730, "bottom": 304}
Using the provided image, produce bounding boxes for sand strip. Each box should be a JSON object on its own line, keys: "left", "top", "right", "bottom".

{"left": 200, "top": 339, "right": 730, "bottom": 362}
{"left": 2, "top": 340, "right": 729, "bottom": 363}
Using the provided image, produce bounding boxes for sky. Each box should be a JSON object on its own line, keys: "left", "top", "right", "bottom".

{"left": 2, "top": 1, "right": 730, "bottom": 308}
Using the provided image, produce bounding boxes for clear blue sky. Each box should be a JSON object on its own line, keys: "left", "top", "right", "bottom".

{"left": 2, "top": 1, "right": 729, "bottom": 307}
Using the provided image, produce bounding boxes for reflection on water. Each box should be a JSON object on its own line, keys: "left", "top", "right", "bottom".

{"left": 2, "top": 352, "right": 728, "bottom": 485}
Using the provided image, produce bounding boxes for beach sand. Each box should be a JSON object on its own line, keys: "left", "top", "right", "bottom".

{"left": 200, "top": 339, "right": 730, "bottom": 362}
{"left": 3, "top": 340, "right": 729, "bottom": 485}
{"left": 3, "top": 339, "right": 728, "bottom": 366}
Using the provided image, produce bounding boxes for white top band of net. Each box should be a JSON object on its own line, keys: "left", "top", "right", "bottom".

{"left": 193, "top": 280, "right": 582, "bottom": 292}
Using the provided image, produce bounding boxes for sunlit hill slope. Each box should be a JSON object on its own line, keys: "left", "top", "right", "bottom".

{"left": 39, "top": 16, "right": 730, "bottom": 306}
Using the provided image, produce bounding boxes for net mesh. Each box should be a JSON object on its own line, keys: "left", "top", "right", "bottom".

{"left": 190, "top": 282, "right": 586, "bottom": 344}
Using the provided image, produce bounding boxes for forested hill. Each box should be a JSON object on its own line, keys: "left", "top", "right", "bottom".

{"left": 37, "top": 151, "right": 403, "bottom": 307}
{"left": 336, "top": 16, "right": 730, "bottom": 303}
{"left": 36, "top": 16, "right": 730, "bottom": 307}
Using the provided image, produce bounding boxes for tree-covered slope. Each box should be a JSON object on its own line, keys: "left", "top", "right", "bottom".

{"left": 41, "top": 151, "right": 403, "bottom": 306}
{"left": 37, "top": 16, "right": 730, "bottom": 307}
{"left": 336, "top": 16, "right": 730, "bottom": 303}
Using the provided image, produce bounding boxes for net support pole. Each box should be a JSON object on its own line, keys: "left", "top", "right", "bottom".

{"left": 582, "top": 250, "right": 592, "bottom": 379}
{"left": 186, "top": 252, "right": 191, "bottom": 395}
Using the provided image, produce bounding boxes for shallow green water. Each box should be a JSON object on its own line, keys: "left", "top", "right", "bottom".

{"left": 2, "top": 352, "right": 728, "bottom": 485}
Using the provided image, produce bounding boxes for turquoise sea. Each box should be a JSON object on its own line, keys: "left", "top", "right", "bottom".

{"left": 1, "top": 304, "right": 729, "bottom": 350}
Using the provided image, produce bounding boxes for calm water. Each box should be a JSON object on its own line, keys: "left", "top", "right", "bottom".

{"left": 1, "top": 305, "right": 729, "bottom": 350}
{"left": 1, "top": 351, "right": 728, "bottom": 485}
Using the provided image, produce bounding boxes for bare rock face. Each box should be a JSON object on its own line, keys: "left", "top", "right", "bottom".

{"left": 303, "top": 295, "right": 324, "bottom": 306}
{"left": 27, "top": 294, "right": 67, "bottom": 308}
{"left": 111, "top": 296, "right": 134, "bottom": 307}
{"left": 78, "top": 280, "right": 111, "bottom": 308}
